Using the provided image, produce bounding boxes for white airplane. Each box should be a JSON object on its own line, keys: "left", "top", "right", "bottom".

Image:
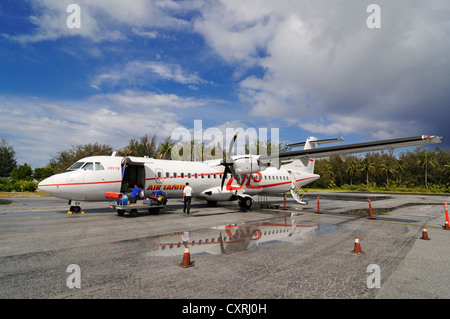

{"left": 37, "top": 135, "right": 441, "bottom": 213}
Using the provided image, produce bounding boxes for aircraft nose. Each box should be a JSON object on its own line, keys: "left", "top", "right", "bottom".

{"left": 38, "top": 175, "right": 61, "bottom": 197}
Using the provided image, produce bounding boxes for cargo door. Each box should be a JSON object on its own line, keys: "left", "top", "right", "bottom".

{"left": 120, "top": 157, "right": 146, "bottom": 193}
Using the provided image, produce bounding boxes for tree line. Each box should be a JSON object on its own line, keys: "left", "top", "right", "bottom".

{"left": 310, "top": 147, "right": 450, "bottom": 193}
{"left": 1, "top": 136, "right": 449, "bottom": 193}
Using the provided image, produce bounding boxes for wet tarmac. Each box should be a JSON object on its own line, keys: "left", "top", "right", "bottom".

{"left": 1, "top": 192, "right": 449, "bottom": 303}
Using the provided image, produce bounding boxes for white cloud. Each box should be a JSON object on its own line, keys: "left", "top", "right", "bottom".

{"left": 132, "top": 28, "right": 159, "bottom": 39}
{"left": 90, "top": 89, "right": 215, "bottom": 109}
{"left": 0, "top": 93, "right": 189, "bottom": 167}
{"left": 193, "top": 0, "right": 450, "bottom": 139}
{"left": 91, "top": 60, "right": 206, "bottom": 90}
{"left": 5, "top": 0, "right": 187, "bottom": 43}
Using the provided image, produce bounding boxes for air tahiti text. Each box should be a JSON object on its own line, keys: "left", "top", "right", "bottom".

{"left": 147, "top": 184, "right": 185, "bottom": 191}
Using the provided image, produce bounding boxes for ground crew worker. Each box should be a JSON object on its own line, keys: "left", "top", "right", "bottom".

{"left": 130, "top": 185, "right": 140, "bottom": 204}
{"left": 183, "top": 182, "right": 193, "bottom": 215}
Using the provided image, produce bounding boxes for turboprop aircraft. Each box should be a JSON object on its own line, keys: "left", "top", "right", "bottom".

{"left": 38, "top": 135, "right": 441, "bottom": 213}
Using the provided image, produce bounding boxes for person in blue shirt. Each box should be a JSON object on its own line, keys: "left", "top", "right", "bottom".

{"left": 130, "top": 185, "right": 140, "bottom": 204}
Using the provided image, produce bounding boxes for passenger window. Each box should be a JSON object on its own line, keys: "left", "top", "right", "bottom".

{"left": 181, "top": 173, "right": 184, "bottom": 178}
{"left": 194, "top": 173, "right": 198, "bottom": 178}
{"left": 188, "top": 173, "right": 191, "bottom": 178}
{"left": 166, "top": 172, "right": 170, "bottom": 178}
{"left": 95, "top": 162, "right": 104, "bottom": 171}
{"left": 174, "top": 173, "right": 177, "bottom": 178}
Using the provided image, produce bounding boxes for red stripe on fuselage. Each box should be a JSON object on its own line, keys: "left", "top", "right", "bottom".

{"left": 38, "top": 180, "right": 122, "bottom": 187}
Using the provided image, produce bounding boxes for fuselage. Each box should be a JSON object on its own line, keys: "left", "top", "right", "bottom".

{"left": 37, "top": 155, "right": 320, "bottom": 202}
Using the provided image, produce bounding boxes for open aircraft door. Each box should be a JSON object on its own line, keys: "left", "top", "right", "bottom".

{"left": 120, "top": 157, "right": 146, "bottom": 192}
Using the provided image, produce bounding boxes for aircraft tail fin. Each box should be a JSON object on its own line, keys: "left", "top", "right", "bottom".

{"left": 284, "top": 137, "right": 344, "bottom": 173}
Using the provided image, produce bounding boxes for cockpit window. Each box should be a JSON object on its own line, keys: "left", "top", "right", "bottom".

{"left": 95, "top": 162, "right": 104, "bottom": 171}
{"left": 68, "top": 162, "right": 85, "bottom": 170}
{"left": 81, "top": 162, "right": 94, "bottom": 170}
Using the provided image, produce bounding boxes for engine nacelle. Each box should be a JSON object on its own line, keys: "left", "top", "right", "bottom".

{"left": 198, "top": 187, "right": 236, "bottom": 201}
{"left": 232, "top": 155, "right": 268, "bottom": 175}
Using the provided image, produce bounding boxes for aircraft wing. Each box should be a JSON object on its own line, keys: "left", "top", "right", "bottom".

{"left": 259, "top": 135, "right": 442, "bottom": 164}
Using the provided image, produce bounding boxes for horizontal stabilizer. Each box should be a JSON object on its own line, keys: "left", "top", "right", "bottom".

{"left": 287, "top": 137, "right": 344, "bottom": 148}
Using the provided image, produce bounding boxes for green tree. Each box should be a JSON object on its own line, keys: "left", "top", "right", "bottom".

{"left": 156, "top": 136, "right": 175, "bottom": 160}
{"left": 396, "top": 159, "right": 405, "bottom": 184}
{"left": 360, "top": 158, "right": 376, "bottom": 187}
{"left": 119, "top": 134, "right": 158, "bottom": 158}
{"left": 49, "top": 143, "right": 113, "bottom": 173}
{"left": 418, "top": 151, "right": 436, "bottom": 189}
{"left": 346, "top": 159, "right": 360, "bottom": 185}
{"left": 0, "top": 139, "right": 17, "bottom": 177}
{"left": 380, "top": 160, "right": 398, "bottom": 187}
{"left": 324, "top": 163, "right": 336, "bottom": 188}
{"left": 33, "top": 167, "right": 56, "bottom": 181}
{"left": 10, "top": 163, "right": 32, "bottom": 181}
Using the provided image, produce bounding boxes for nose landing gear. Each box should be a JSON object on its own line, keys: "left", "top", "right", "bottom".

{"left": 68, "top": 200, "right": 84, "bottom": 214}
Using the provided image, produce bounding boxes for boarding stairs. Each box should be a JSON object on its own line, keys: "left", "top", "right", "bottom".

{"left": 288, "top": 171, "right": 308, "bottom": 205}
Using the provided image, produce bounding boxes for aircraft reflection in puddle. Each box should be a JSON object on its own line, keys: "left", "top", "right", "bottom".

{"left": 149, "top": 214, "right": 336, "bottom": 257}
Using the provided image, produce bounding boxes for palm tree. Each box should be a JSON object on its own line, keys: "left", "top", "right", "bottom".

{"left": 346, "top": 159, "right": 360, "bottom": 185}
{"left": 324, "top": 163, "right": 336, "bottom": 188}
{"left": 380, "top": 160, "right": 398, "bottom": 187}
{"left": 396, "top": 159, "right": 405, "bottom": 184}
{"left": 418, "top": 151, "right": 436, "bottom": 189}
{"left": 360, "top": 158, "right": 375, "bottom": 187}
{"left": 157, "top": 136, "right": 175, "bottom": 160}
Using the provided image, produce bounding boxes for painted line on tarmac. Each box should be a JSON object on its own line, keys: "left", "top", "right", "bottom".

{"left": 0, "top": 206, "right": 70, "bottom": 212}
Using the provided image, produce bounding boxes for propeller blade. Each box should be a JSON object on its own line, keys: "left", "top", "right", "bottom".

{"left": 221, "top": 165, "right": 231, "bottom": 190}
{"left": 227, "top": 132, "right": 239, "bottom": 162}
{"left": 220, "top": 132, "right": 241, "bottom": 191}
{"left": 228, "top": 164, "right": 242, "bottom": 187}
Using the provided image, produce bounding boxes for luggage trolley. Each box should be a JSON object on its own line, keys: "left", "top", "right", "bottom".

{"left": 104, "top": 191, "right": 167, "bottom": 217}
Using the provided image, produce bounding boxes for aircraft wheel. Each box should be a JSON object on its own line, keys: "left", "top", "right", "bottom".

{"left": 70, "top": 206, "right": 81, "bottom": 213}
{"left": 117, "top": 209, "right": 125, "bottom": 216}
{"left": 239, "top": 197, "right": 252, "bottom": 209}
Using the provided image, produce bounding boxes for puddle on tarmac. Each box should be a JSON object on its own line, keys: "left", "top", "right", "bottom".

{"left": 341, "top": 202, "right": 443, "bottom": 218}
{"left": 147, "top": 215, "right": 337, "bottom": 257}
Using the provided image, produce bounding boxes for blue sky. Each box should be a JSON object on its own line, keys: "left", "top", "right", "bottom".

{"left": 1, "top": 0, "right": 449, "bottom": 168}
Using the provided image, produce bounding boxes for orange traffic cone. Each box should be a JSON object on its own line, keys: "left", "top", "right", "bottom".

{"left": 444, "top": 201, "right": 450, "bottom": 230}
{"left": 420, "top": 228, "right": 430, "bottom": 240}
{"left": 351, "top": 236, "right": 365, "bottom": 254}
{"left": 178, "top": 246, "right": 195, "bottom": 268}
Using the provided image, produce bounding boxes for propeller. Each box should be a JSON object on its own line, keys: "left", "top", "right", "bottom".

{"left": 220, "top": 132, "right": 241, "bottom": 190}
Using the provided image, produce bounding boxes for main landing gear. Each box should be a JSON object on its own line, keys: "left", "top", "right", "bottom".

{"left": 238, "top": 196, "right": 253, "bottom": 210}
